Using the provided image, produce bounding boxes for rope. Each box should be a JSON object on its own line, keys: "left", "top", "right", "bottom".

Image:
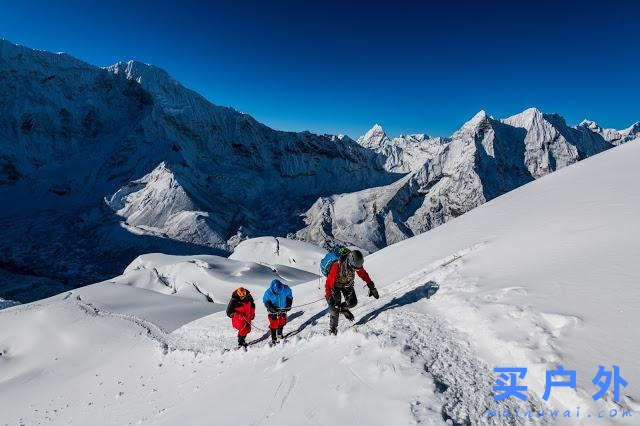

{"left": 237, "top": 296, "right": 326, "bottom": 335}
{"left": 291, "top": 297, "right": 326, "bottom": 308}
{"left": 241, "top": 316, "right": 269, "bottom": 332}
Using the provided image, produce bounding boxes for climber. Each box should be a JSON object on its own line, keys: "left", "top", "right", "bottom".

{"left": 324, "top": 248, "right": 379, "bottom": 334}
{"left": 226, "top": 287, "right": 255, "bottom": 349}
{"left": 263, "top": 279, "right": 293, "bottom": 345}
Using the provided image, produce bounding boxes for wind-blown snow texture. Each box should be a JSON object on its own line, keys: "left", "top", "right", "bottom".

{"left": 1, "top": 38, "right": 638, "bottom": 303}
{"left": 1, "top": 140, "right": 638, "bottom": 425}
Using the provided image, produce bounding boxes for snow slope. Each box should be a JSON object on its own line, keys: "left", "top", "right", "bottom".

{"left": 1, "top": 140, "right": 637, "bottom": 425}
{"left": 362, "top": 139, "right": 640, "bottom": 416}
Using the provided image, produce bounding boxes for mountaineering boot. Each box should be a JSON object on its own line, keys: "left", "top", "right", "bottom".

{"left": 237, "top": 335, "right": 247, "bottom": 349}
{"left": 341, "top": 308, "right": 354, "bottom": 322}
{"left": 277, "top": 325, "right": 284, "bottom": 340}
{"left": 270, "top": 328, "right": 278, "bottom": 346}
{"left": 340, "top": 303, "right": 354, "bottom": 321}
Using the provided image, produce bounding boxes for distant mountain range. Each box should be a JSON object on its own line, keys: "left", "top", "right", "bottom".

{"left": 296, "top": 108, "right": 639, "bottom": 252}
{"left": 0, "top": 38, "right": 638, "bottom": 301}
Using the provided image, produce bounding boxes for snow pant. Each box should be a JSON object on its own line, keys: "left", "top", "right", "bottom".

{"left": 231, "top": 313, "right": 251, "bottom": 337}
{"left": 328, "top": 286, "right": 357, "bottom": 330}
{"left": 268, "top": 312, "right": 287, "bottom": 329}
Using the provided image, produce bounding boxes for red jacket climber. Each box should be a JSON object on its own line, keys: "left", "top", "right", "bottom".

{"left": 325, "top": 249, "right": 379, "bottom": 334}
{"left": 226, "top": 287, "right": 255, "bottom": 349}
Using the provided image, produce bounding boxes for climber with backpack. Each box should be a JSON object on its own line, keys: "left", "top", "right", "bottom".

{"left": 226, "top": 287, "right": 256, "bottom": 349}
{"left": 320, "top": 245, "right": 379, "bottom": 335}
{"left": 263, "top": 279, "right": 293, "bottom": 345}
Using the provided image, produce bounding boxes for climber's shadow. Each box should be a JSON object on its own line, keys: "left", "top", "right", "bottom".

{"left": 355, "top": 281, "right": 439, "bottom": 326}
{"left": 248, "top": 310, "right": 304, "bottom": 345}
{"left": 284, "top": 307, "right": 330, "bottom": 339}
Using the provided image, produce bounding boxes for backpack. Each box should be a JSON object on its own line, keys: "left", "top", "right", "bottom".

{"left": 320, "top": 244, "right": 351, "bottom": 276}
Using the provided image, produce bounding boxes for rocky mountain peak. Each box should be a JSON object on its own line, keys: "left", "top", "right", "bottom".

{"left": 357, "top": 123, "right": 389, "bottom": 148}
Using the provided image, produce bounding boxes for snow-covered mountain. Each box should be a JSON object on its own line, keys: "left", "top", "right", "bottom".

{"left": 356, "top": 123, "right": 449, "bottom": 172}
{"left": 578, "top": 119, "right": 640, "bottom": 146}
{"left": 1, "top": 38, "right": 638, "bottom": 303}
{"left": 296, "top": 108, "right": 637, "bottom": 252}
{"left": 0, "top": 39, "right": 397, "bottom": 302}
{"left": 1, "top": 140, "right": 638, "bottom": 424}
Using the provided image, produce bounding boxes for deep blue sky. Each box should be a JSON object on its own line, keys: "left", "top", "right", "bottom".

{"left": 1, "top": 0, "right": 638, "bottom": 138}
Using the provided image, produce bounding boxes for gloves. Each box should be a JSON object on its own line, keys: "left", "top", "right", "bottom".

{"left": 326, "top": 295, "right": 339, "bottom": 309}
{"left": 265, "top": 301, "right": 278, "bottom": 314}
{"left": 367, "top": 283, "right": 379, "bottom": 299}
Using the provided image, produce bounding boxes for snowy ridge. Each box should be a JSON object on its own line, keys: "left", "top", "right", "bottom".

{"left": 229, "top": 237, "right": 327, "bottom": 275}
{"left": 578, "top": 119, "right": 640, "bottom": 146}
{"left": 111, "top": 251, "right": 318, "bottom": 303}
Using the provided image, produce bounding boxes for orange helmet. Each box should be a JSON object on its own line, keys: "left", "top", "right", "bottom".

{"left": 235, "top": 287, "right": 247, "bottom": 298}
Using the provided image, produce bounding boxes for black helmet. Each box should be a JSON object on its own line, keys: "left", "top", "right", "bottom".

{"left": 346, "top": 250, "right": 364, "bottom": 269}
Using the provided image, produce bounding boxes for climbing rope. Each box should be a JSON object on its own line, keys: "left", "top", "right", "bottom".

{"left": 290, "top": 297, "right": 326, "bottom": 309}
{"left": 242, "top": 316, "right": 269, "bottom": 332}
{"left": 239, "top": 296, "right": 327, "bottom": 331}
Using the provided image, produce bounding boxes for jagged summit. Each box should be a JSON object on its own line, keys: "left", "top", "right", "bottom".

{"left": 579, "top": 119, "right": 600, "bottom": 128}
{"left": 358, "top": 124, "right": 388, "bottom": 148}
{"left": 455, "top": 110, "right": 489, "bottom": 135}
{"left": 521, "top": 106, "right": 543, "bottom": 115}
{"left": 369, "top": 123, "right": 385, "bottom": 134}
{"left": 355, "top": 123, "right": 444, "bottom": 173}
{"left": 450, "top": 110, "right": 496, "bottom": 141}
{"left": 501, "top": 107, "right": 546, "bottom": 129}
{"left": 470, "top": 109, "right": 489, "bottom": 120}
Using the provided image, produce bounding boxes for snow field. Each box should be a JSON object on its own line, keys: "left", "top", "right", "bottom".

{"left": 2, "top": 141, "right": 639, "bottom": 424}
